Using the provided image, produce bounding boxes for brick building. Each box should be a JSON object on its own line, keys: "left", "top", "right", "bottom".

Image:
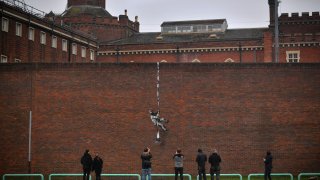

{"left": 98, "top": 0, "right": 320, "bottom": 63}
{"left": 0, "top": 0, "right": 98, "bottom": 63}
{"left": 1, "top": 0, "right": 320, "bottom": 63}
{"left": 50, "top": 0, "right": 140, "bottom": 42}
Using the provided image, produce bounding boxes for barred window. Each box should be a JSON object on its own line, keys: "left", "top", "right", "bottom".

{"left": 52, "top": 36, "right": 57, "bottom": 48}
{"left": 62, "top": 39, "right": 68, "bottom": 52}
{"left": 90, "top": 49, "right": 95, "bottom": 61}
{"left": 40, "top": 31, "right": 46, "bottom": 45}
{"left": 72, "top": 43, "right": 77, "bottom": 55}
{"left": 28, "top": 27, "right": 34, "bottom": 41}
{"left": 2, "top": 17, "right": 9, "bottom": 32}
{"left": 81, "top": 46, "right": 86, "bottom": 58}
{"left": 1, "top": 55, "right": 8, "bottom": 63}
{"left": 16, "top": 22, "right": 22, "bottom": 37}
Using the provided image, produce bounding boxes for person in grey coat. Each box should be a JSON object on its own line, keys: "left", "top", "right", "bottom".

{"left": 173, "top": 149, "right": 184, "bottom": 180}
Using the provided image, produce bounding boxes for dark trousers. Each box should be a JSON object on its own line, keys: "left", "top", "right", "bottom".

{"left": 198, "top": 167, "right": 207, "bottom": 180}
{"left": 83, "top": 168, "right": 90, "bottom": 180}
{"left": 174, "top": 167, "right": 184, "bottom": 180}
{"left": 264, "top": 169, "right": 272, "bottom": 180}
{"left": 95, "top": 169, "right": 102, "bottom": 180}
{"left": 210, "top": 170, "right": 220, "bottom": 180}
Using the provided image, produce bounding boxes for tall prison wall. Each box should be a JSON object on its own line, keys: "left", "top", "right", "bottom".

{"left": 0, "top": 63, "right": 319, "bottom": 175}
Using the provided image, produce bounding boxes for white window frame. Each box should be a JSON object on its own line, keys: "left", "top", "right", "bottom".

{"left": 16, "top": 22, "right": 22, "bottom": 37}
{"left": 90, "top": 49, "right": 95, "bottom": 61}
{"left": 28, "top": 27, "right": 34, "bottom": 41}
{"left": 224, "top": 58, "right": 234, "bottom": 63}
{"left": 192, "top": 58, "right": 201, "bottom": 63}
{"left": 81, "top": 46, "right": 86, "bottom": 58}
{"left": 62, "top": 39, "right": 68, "bottom": 52}
{"left": 52, "top": 35, "right": 57, "bottom": 48}
{"left": 15, "top": 58, "right": 21, "bottom": 63}
{"left": 40, "top": 31, "right": 46, "bottom": 45}
{"left": 1, "top": 55, "right": 8, "bottom": 63}
{"left": 72, "top": 43, "right": 77, "bottom": 55}
{"left": 286, "top": 51, "right": 300, "bottom": 63}
{"left": 2, "top": 17, "right": 9, "bottom": 32}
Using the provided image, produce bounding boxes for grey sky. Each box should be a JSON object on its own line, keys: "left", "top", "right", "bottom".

{"left": 23, "top": 0, "right": 320, "bottom": 32}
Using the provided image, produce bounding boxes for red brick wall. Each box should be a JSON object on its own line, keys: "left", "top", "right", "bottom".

{"left": 0, "top": 63, "right": 320, "bottom": 176}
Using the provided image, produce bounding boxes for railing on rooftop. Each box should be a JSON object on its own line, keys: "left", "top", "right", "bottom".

{"left": 0, "top": 0, "right": 97, "bottom": 40}
{"left": 0, "top": 0, "right": 46, "bottom": 18}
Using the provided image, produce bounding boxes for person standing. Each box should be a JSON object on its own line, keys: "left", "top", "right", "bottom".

{"left": 92, "top": 153, "right": 103, "bottom": 180}
{"left": 196, "top": 148, "right": 207, "bottom": 180}
{"left": 81, "top": 149, "right": 93, "bottom": 180}
{"left": 173, "top": 149, "right": 184, "bottom": 180}
{"left": 141, "top": 147, "right": 152, "bottom": 180}
{"left": 208, "top": 149, "right": 222, "bottom": 180}
{"left": 264, "top": 151, "right": 273, "bottom": 180}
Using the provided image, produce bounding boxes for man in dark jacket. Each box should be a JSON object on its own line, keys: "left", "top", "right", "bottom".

{"left": 141, "top": 147, "right": 152, "bottom": 180}
{"left": 81, "top": 149, "right": 93, "bottom": 180}
{"left": 92, "top": 153, "right": 103, "bottom": 180}
{"left": 264, "top": 151, "right": 273, "bottom": 180}
{"left": 196, "top": 149, "right": 207, "bottom": 180}
{"left": 209, "top": 149, "right": 222, "bottom": 180}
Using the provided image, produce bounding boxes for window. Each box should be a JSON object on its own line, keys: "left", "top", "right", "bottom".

{"left": 72, "top": 43, "right": 77, "bottom": 55}
{"left": 1, "top": 55, "right": 8, "bottom": 63}
{"left": 52, "top": 36, "right": 57, "bottom": 48}
{"left": 62, "top": 39, "right": 68, "bottom": 52}
{"left": 286, "top": 51, "right": 300, "bottom": 63}
{"left": 28, "top": 27, "right": 34, "bottom": 41}
{"left": 2, "top": 17, "right": 9, "bottom": 32}
{"left": 224, "top": 58, "right": 234, "bottom": 63}
{"left": 177, "top": 26, "right": 192, "bottom": 33}
{"left": 162, "top": 26, "right": 176, "bottom": 33}
{"left": 15, "top": 58, "right": 21, "bottom": 63}
{"left": 40, "top": 31, "right": 46, "bottom": 45}
{"left": 193, "top": 25, "right": 207, "bottom": 32}
{"left": 81, "top": 46, "right": 86, "bottom": 58}
{"left": 192, "top": 59, "right": 201, "bottom": 63}
{"left": 90, "top": 49, "right": 95, "bottom": 61}
{"left": 16, "top": 22, "right": 22, "bottom": 37}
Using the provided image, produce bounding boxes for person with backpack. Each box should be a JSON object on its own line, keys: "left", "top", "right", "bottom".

{"left": 209, "top": 149, "right": 222, "bottom": 180}
{"left": 173, "top": 149, "right": 184, "bottom": 180}
{"left": 81, "top": 149, "right": 93, "bottom": 180}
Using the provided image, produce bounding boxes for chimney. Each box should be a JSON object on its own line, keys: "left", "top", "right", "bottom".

{"left": 268, "top": 0, "right": 275, "bottom": 27}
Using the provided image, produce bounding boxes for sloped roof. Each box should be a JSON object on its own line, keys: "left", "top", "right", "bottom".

{"left": 61, "top": 5, "right": 112, "bottom": 17}
{"left": 101, "top": 28, "right": 268, "bottom": 45}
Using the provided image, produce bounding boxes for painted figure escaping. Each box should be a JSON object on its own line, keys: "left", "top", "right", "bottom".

{"left": 149, "top": 109, "right": 168, "bottom": 131}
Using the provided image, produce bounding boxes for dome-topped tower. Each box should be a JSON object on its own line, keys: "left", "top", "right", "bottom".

{"left": 67, "top": 0, "right": 105, "bottom": 9}
{"left": 53, "top": 0, "right": 139, "bottom": 42}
